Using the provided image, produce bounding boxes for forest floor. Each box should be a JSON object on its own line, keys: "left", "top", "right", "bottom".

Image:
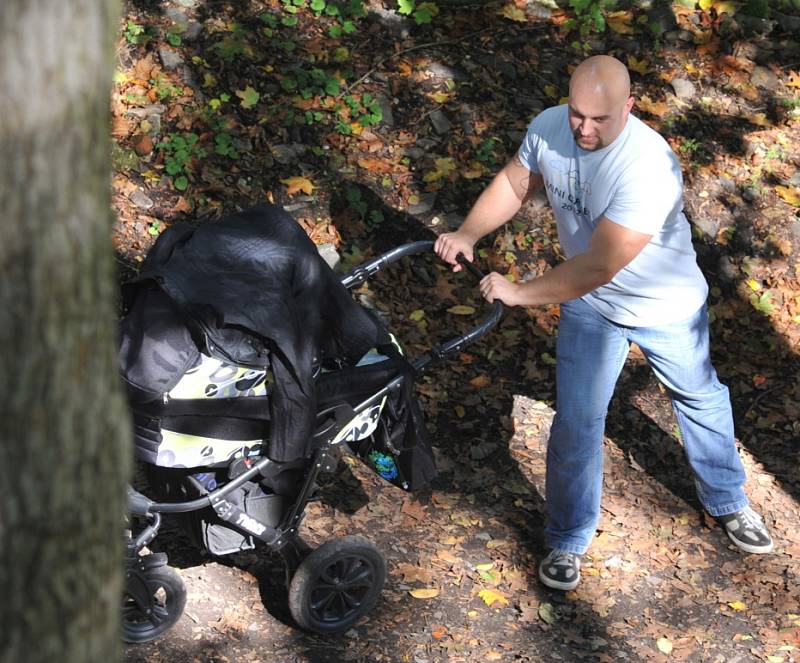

{"left": 114, "top": 0, "right": 800, "bottom": 661}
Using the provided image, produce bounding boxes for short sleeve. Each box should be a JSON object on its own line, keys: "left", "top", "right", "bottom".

{"left": 603, "top": 148, "right": 684, "bottom": 236}
{"left": 517, "top": 115, "right": 545, "bottom": 174}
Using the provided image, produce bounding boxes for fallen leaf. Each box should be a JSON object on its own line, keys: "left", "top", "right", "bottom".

{"left": 475, "top": 562, "right": 494, "bottom": 571}
{"left": 410, "top": 309, "right": 426, "bottom": 321}
{"left": 469, "top": 375, "right": 491, "bottom": 388}
{"left": 750, "top": 112, "right": 771, "bottom": 127}
{"left": 431, "top": 624, "right": 448, "bottom": 639}
{"left": 410, "top": 588, "right": 440, "bottom": 599}
{"left": 280, "top": 176, "right": 315, "bottom": 196}
{"left": 447, "top": 305, "right": 476, "bottom": 315}
{"left": 396, "top": 563, "right": 435, "bottom": 584}
{"left": 775, "top": 185, "right": 800, "bottom": 207}
{"left": 478, "top": 588, "right": 508, "bottom": 607}
{"left": 357, "top": 157, "right": 393, "bottom": 174}
{"left": 235, "top": 85, "right": 260, "bottom": 109}
{"left": 787, "top": 70, "right": 800, "bottom": 88}
{"left": 657, "top": 637, "right": 674, "bottom": 655}
{"left": 499, "top": 4, "right": 527, "bottom": 22}
{"left": 607, "top": 10, "right": 635, "bottom": 34}
{"left": 544, "top": 84, "right": 558, "bottom": 98}
{"left": 728, "top": 601, "right": 747, "bottom": 611}
{"left": 427, "top": 91, "right": 456, "bottom": 104}
{"left": 538, "top": 602, "right": 557, "bottom": 624}
{"left": 627, "top": 56, "right": 649, "bottom": 75}
{"left": 454, "top": 405, "right": 466, "bottom": 418}
{"left": 637, "top": 96, "right": 670, "bottom": 117}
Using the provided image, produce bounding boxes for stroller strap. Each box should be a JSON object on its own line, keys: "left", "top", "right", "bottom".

{"left": 134, "top": 396, "right": 272, "bottom": 420}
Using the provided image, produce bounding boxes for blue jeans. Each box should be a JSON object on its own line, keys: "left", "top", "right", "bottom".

{"left": 544, "top": 298, "right": 748, "bottom": 554}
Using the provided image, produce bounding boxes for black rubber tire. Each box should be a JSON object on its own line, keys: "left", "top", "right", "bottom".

{"left": 288, "top": 535, "right": 386, "bottom": 633}
{"left": 121, "top": 565, "right": 187, "bottom": 643}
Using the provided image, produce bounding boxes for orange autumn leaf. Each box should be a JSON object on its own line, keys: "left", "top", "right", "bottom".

{"left": 470, "top": 375, "right": 491, "bottom": 389}
{"left": 637, "top": 96, "right": 670, "bottom": 117}
{"left": 787, "top": 70, "right": 800, "bottom": 88}
{"left": 280, "top": 176, "right": 315, "bottom": 196}
{"left": 357, "top": 157, "right": 393, "bottom": 174}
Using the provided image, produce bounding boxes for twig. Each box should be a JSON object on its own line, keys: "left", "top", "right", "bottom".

{"left": 742, "top": 385, "right": 784, "bottom": 420}
{"left": 340, "top": 26, "right": 496, "bottom": 97}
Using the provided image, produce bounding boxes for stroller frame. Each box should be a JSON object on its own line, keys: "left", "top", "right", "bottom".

{"left": 123, "top": 241, "right": 503, "bottom": 640}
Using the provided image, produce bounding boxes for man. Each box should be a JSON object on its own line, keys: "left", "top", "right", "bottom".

{"left": 435, "top": 55, "right": 773, "bottom": 591}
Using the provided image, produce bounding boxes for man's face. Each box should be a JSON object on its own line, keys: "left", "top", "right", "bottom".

{"left": 567, "top": 86, "right": 633, "bottom": 151}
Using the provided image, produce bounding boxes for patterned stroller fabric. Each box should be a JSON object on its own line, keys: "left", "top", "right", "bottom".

{"left": 119, "top": 203, "right": 389, "bottom": 462}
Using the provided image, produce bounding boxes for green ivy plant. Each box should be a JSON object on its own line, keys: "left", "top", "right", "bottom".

{"left": 157, "top": 132, "right": 205, "bottom": 191}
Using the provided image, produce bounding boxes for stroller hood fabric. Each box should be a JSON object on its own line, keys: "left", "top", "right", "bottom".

{"left": 120, "top": 203, "right": 390, "bottom": 462}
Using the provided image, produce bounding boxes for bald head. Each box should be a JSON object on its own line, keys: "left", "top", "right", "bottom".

{"left": 570, "top": 55, "right": 631, "bottom": 104}
{"left": 567, "top": 56, "right": 634, "bottom": 151}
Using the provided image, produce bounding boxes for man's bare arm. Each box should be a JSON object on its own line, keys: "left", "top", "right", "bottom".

{"left": 480, "top": 217, "right": 653, "bottom": 306}
{"left": 435, "top": 153, "right": 543, "bottom": 270}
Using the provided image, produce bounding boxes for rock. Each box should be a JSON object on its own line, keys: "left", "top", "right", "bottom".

{"left": 184, "top": 21, "right": 202, "bottom": 40}
{"left": 317, "top": 243, "right": 340, "bottom": 271}
{"left": 146, "top": 112, "right": 162, "bottom": 135}
{"left": 415, "top": 137, "right": 439, "bottom": 151}
{"left": 270, "top": 143, "right": 306, "bottom": 165}
{"left": 664, "top": 29, "right": 694, "bottom": 42}
{"left": 670, "top": 77, "right": 696, "bottom": 99}
{"left": 426, "top": 62, "right": 469, "bottom": 82}
{"left": 130, "top": 189, "right": 154, "bottom": 210}
{"left": 718, "top": 255, "right": 738, "bottom": 283}
{"left": 691, "top": 214, "right": 719, "bottom": 239}
{"left": 158, "top": 47, "right": 183, "bottom": 70}
{"left": 233, "top": 137, "right": 252, "bottom": 152}
{"left": 164, "top": 7, "right": 189, "bottom": 26}
{"left": 375, "top": 93, "right": 395, "bottom": 128}
{"left": 404, "top": 147, "right": 426, "bottom": 160}
{"left": 429, "top": 109, "right": 452, "bottom": 135}
{"left": 719, "top": 175, "right": 737, "bottom": 193}
{"left": 742, "top": 186, "right": 760, "bottom": 202}
{"left": 787, "top": 171, "right": 800, "bottom": 187}
{"left": 408, "top": 193, "right": 437, "bottom": 216}
{"left": 125, "top": 104, "right": 166, "bottom": 119}
{"left": 132, "top": 133, "right": 153, "bottom": 156}
{"left": 750, "top": 66, "right": 780, "bottom": 91}
{"left": 176, "top": 0, "right": 199, "bottom": 8}
{"left": 366, "top": 7, "right": 411, "bottom": 36}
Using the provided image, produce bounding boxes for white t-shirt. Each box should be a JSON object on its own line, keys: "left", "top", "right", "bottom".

{"left": 518, "top": 105, "right": 708, "bottom": 327}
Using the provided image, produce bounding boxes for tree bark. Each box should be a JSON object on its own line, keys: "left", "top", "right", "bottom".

{"left": 0, "top": 1, "right": 129, "bottom": 662}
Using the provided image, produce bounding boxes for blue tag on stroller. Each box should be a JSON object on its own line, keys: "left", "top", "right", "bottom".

{"left": 367, "top": 451, "right": 398, "bottom": 481}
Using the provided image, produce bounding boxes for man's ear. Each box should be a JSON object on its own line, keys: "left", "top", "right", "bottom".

{"left": 625, "top": 96, "right": 635, "bottom": 113}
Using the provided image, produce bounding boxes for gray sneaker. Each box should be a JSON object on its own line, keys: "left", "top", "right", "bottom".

{"left": 538, "top": 549, "right": 581, "bottom": 590}
{"left": 717, "top": 506, "right": 774, "bottom": 554}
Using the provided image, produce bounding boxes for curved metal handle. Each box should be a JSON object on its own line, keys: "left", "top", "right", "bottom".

{"left": 340, "top": 240, "right": 434, "bottom": 289}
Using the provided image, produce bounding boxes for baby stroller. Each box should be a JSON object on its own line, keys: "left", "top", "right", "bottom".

{"left": 120, "top": 205, "right": 502, "bottom": 642}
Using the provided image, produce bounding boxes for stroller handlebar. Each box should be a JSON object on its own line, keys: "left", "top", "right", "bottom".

{"left": 339, "top": 239, "right": 504, "bottom": 372}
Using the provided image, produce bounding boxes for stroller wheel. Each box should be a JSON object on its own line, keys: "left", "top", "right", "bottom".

{"left": 121, "top": 564, "right": 187, "bottom": 643}
{"left": 288, "top": 535, "right": 386, "bottom": 634}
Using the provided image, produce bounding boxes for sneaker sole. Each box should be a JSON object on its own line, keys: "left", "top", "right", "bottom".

{"left": 725, "top": 533, "right": 774, "bottom": 554}
{"left": 538, "top": 566, "right": 580, "bottom": 591}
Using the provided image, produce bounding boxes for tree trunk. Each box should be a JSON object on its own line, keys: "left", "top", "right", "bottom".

{"left": 0, "top": 1, "right": 129, "bottom": 662}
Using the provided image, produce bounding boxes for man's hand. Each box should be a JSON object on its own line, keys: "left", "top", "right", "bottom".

{"left": 479, "top": 272, "right": 520, "bottom": 306}
{"left": 434, "top": 231, "right": 474, "bottom": 273}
